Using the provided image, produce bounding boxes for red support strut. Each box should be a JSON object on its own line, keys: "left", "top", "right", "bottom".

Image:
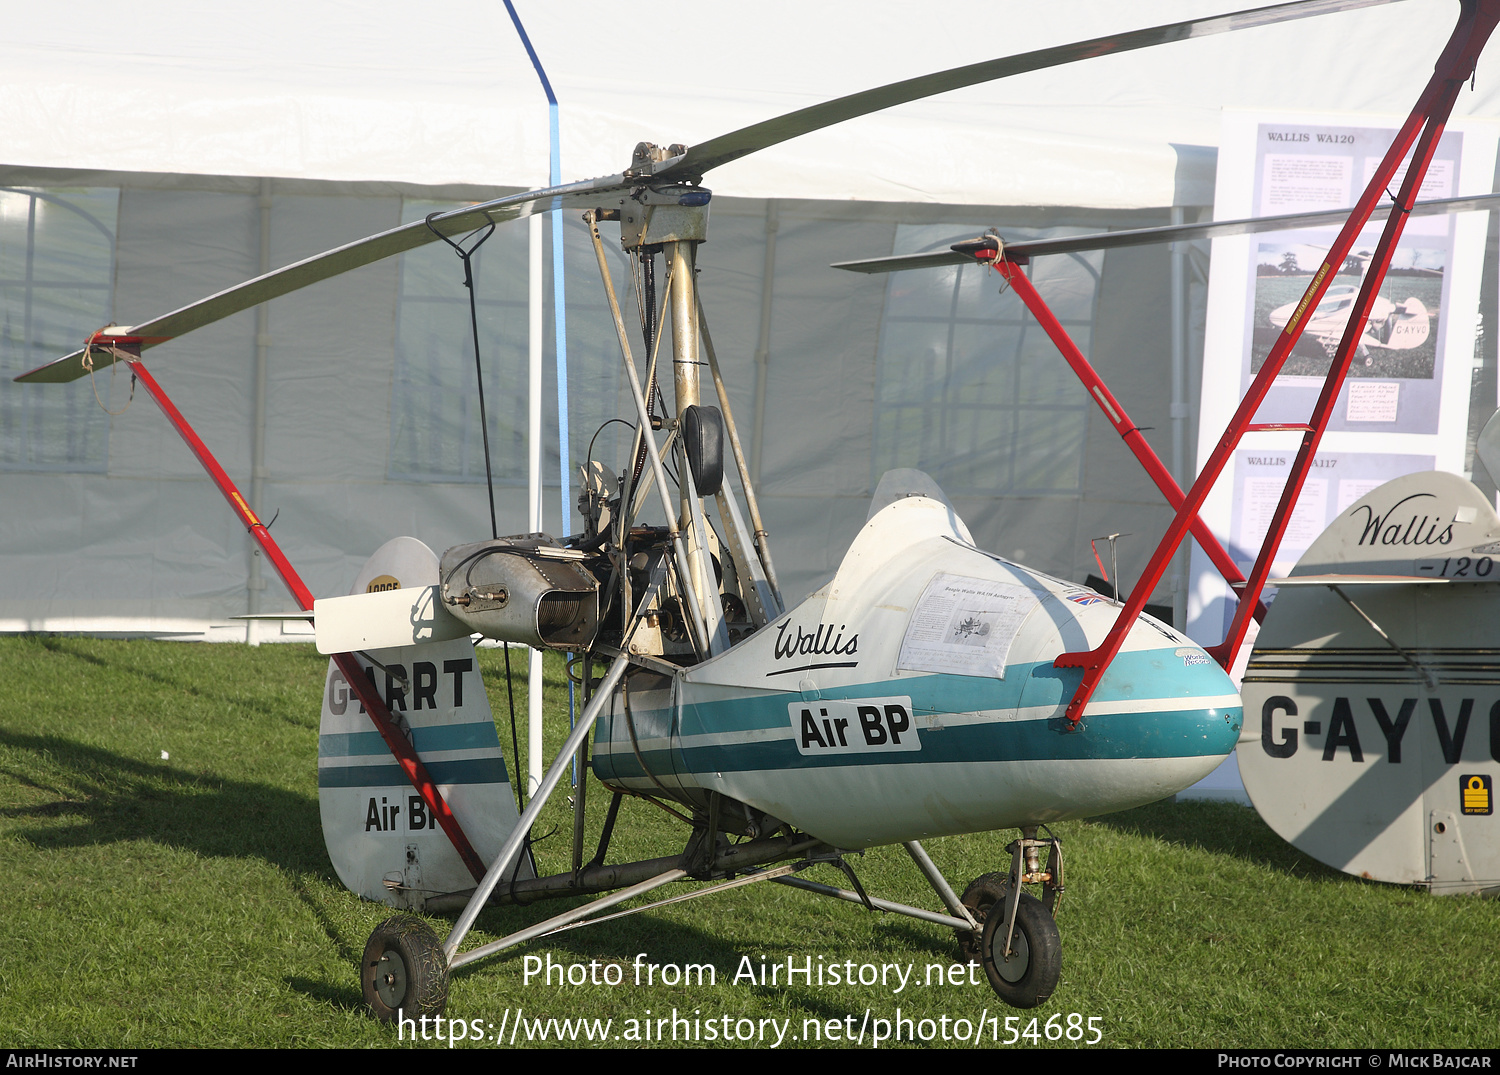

{"left": 995, "top": 260, "right": 1267, "bottom": 626}
{"left": 123, "top": 354, "right": 489, "bottom": 882}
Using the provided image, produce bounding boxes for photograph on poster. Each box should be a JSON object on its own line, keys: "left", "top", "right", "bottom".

{"left": 1249, "top": 239, "right": 1443, "bottom": 384}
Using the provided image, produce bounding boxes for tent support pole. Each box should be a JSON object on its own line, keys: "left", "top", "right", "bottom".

{"left": 246, "top": 176, "right": 272, "bottom": 643}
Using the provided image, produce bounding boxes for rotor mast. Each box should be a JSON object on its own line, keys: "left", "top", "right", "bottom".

{"left": 668, "top": 240, "right": 700, "bottom": 417}
{"left": 616, "top": 143, "right": 728, "bottom": 653}
{"left": 619, "top": 141, "right": 709, "bottom": 420}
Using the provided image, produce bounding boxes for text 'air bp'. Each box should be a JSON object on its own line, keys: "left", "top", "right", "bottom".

{"left": 788, "top": 697, "right": 921, "bottom": 756}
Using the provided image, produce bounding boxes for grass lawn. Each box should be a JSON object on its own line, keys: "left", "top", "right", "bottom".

{"left": 1, "top": 635, "right": 1496, "bottom": 1049}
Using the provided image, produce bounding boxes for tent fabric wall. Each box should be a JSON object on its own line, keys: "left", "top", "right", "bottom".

{"left": 0, "top": 165, "right": 1193, "bottom": 636}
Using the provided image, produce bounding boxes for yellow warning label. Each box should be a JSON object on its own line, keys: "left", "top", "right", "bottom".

{"left": 230, "top": 491, "right": 261, "bottom": 527}
{"left": 1282, "top": 263, "right": 1331, "bottom": 337}
{"left": 1461, "top": 774, "right": 1491, "bottom": 816}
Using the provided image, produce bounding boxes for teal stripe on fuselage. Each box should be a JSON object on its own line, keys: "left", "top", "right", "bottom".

{"left": 594, "top": 651, "right": 1240, "bottom": 783}
{"left": 319, "top": 721, "right": 501, "bottom": 759}
{"left": 675, "top": 649, "right": 1232, "bottom": 737}
{"left": 318, "top": 756, "right": 510, "bottom": 788}
{"left": 596, "top": 704, "right": 1241, "bottom": 782}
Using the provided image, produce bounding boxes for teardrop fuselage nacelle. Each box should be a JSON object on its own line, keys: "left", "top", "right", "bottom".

{"left": 591, "top": 496, "right": 1241, "bottom": 848}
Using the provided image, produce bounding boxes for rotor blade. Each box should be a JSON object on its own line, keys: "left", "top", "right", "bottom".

{"left": 652, "top": 0, "right": 1408, "bottom": 183}
{"left": 15, "top": 0, "right": 1411, "bottom": 384}
{"left": 832, "top": 249, "right": 980, "bottom": 275}
{"left": 14, "top": 174, "right": 634, "bottom": 383}
{"left": 831, "top": 191, "right": 1500, "bottom": 274}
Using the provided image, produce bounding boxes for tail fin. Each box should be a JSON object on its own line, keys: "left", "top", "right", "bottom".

{"left": 318, "top": 537, "right": 533, "bottom": 908}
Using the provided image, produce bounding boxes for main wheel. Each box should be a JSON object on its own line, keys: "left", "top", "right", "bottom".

{"left": 980, "top": 889, "right": 1061, "bottom": 1009}
{"left": 362, "top": 915, "right": 450, "bottom": 1022}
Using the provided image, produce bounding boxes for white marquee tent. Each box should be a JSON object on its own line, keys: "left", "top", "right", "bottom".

{"left": 2, "top": 0, "right": 1497, "bottom": 651}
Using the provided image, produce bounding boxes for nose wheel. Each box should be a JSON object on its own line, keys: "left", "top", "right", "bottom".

{"left": 957, "top": 827, "right": 1063, "bottom": 1009}
{"left": 362, "top": 915, "right": 450, "bottom": 1022}
{"left": 980, "top": 888, "right": 1060, "bottom": 1008}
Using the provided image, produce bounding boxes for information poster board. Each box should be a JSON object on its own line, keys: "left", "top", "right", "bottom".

{"left": 1188, "top": 112, "right": 1495, "bottom": 648}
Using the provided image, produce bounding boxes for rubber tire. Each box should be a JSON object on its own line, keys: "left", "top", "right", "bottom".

{"left": 980, "top": 889, "right": 1061, "bottom": 1010}
{"left": 956, "top": 872, "right": 1010, "bottom": 965}
{"left": 362, "top": 915, "right": 450, "bottom": 1023}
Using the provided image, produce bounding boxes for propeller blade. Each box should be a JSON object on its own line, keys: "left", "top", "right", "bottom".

{"left": 15, "top": 174, "right": 635, "bottom": 383}
{"left": 652, "top": 0, "right": 1408, "bottom": 183}
{"left": 831, "top": 191, "right": 1500, "bottom": 274}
